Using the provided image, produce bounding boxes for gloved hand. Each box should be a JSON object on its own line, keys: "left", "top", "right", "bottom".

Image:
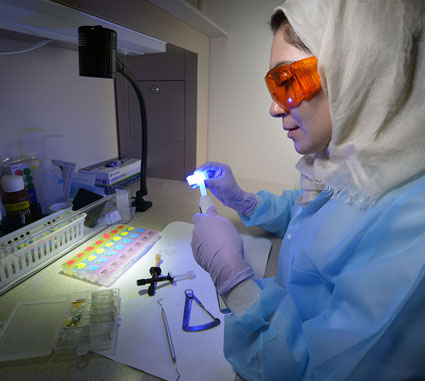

{"left": 191, "top": 206, "right": 255, "bottom": 295}
{"left": 197, "top": 162, "right": 257, "bottom": 215}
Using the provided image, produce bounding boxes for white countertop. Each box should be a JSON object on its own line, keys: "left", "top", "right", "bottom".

{"left": 0, "top": 177, "right": 282, "bottom": 381}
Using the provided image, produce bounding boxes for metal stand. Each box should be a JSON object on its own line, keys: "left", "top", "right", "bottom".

{"left": 117, "top": 59, "right": 152, "bottom": 212}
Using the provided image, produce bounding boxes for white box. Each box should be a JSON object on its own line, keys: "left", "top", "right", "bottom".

{"left": 79, "top": 158, "right": 141, "bottom": 186}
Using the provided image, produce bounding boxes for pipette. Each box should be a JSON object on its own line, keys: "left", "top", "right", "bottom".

{"left": 186, "top": 171, "right": 215, "bottom": 214}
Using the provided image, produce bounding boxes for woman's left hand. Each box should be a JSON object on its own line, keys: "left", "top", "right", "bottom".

{"left": 191, "top": 206, "right": 255, "bottom": 294}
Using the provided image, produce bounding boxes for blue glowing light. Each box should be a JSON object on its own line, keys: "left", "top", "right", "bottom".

{"left": 186, "top": 170, "right": 208, "bottom": 196}
{"left": 288, "top": 97, "right": 293, "bottom": 103}
{"left": 186, "top": 171, "right": 207, "bottom": 188}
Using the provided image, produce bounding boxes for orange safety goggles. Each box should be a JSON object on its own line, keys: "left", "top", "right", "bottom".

{"left": 265, "top": 56, "right": 322, "bottom": 113}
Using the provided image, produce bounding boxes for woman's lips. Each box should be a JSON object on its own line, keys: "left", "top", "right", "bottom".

{"left": 286, "top": 126, "right": 300, "bottom": 138}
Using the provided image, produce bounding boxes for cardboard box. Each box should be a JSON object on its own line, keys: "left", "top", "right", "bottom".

{"left": 79, "top": 158, "right": 141, "bottom": 187}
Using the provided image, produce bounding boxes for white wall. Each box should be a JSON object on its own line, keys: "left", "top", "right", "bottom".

{"left": 203, "top": 0, "right": 301, "bottom": 191}
{"left": 0, "top": 35, "right": 118, "bottom": 171}
{"left": 57, "top": 0, "right": 211, "bottom": 168}
{"left": 0, "top": 1, "right": 302, "bottom": 193}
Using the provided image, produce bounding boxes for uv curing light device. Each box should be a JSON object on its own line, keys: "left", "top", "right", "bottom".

{"left": 186, "top": 171, "right": 215, "bottom": 214}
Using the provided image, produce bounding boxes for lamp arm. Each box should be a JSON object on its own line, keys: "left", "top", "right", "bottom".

{"left": 117, "top": 58, "right": 152, "bottom": 211}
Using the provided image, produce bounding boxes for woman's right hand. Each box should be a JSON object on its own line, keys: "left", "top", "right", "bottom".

{"left": 191, "top": 205, "right": 255, "bottom": 295}
{"left": 196, "top": 162, "right": 257, "bottom": 215}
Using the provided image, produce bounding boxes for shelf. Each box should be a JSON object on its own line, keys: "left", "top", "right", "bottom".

{"left": 147, "top": 0, "right": 228, "bottom": 38}
{"left": 0, "top": 0, "right": 166, "bottom": 55}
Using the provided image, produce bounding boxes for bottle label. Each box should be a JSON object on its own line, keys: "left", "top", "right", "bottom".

{"left": 5, "top": 201, "right": 31, "bottom": 212}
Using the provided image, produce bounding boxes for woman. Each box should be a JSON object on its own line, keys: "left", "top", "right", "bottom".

{"left": 191, "top": 1, "right": 425, "bottom": 379}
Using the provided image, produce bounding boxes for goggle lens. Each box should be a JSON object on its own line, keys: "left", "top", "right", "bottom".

{"left": 265, "top": 56, "right": 322, "bottom": 113}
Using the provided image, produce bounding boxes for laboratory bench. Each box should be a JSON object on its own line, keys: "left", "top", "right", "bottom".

{"left": 0, "top": 177, "right": 282, "bottom": 381}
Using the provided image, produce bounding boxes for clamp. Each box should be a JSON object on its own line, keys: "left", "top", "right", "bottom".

{"left": 182, "top": 289, "right": 220, "bottom": 332}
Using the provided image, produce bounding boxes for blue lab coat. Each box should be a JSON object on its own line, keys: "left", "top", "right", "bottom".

{"left": 224, "top": 173, "right": 425, "bottom": 380}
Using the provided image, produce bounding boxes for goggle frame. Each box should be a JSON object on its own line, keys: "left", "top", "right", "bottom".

{"left": 265, "top": 56, "right": 322, "bottom": 113}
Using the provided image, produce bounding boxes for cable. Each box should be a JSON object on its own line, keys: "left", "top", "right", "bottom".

{"left": 0, "top": 38, "right": 53, "bottom": 55}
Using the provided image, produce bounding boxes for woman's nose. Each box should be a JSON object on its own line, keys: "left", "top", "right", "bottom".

{"left": 269, "top": 100, "right": 288, "bottom": 118}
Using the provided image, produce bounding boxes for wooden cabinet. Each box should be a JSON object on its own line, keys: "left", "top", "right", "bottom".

{"left": 116, "top": 50, "right": 197, "bottom": 181}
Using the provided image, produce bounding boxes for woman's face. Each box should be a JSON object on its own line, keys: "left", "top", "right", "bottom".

{"left": 269, "top": 29, "right": 332, "bottom": 155}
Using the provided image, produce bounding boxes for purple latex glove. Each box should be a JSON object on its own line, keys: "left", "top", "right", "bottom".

{"left": 197, "top": 162, "right": 257, "bottom": 215}
{"left": 191, "top": 206, "right": 255, "bottom": 295}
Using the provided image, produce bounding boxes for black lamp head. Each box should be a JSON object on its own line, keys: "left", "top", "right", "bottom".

{"left": 78, "top": 25, "right": 117, "bottom": 79}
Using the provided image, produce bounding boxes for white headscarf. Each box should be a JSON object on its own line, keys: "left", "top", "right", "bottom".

{"left": 276, "top": 0, "right": 425, "bottom": 206}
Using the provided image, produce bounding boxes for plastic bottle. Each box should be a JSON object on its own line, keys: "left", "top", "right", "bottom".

{"left": 32, "top": 158, "right": 65, "bottom": 215}
{"left": 1, "top": 175, "right": 31, "bottom": 225}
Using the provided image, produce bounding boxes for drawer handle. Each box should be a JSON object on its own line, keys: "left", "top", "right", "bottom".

{"left": 151, "top": 85, "right": 160, "bottom": 94}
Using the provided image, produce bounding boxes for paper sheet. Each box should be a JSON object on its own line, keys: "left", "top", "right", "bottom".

{"left": 100, "top": 221, "right": 271, "bottom": 381}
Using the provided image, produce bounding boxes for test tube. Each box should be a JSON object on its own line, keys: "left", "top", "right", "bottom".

{"left": 198, "top": 180, "right": 207, "bottom": 196}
